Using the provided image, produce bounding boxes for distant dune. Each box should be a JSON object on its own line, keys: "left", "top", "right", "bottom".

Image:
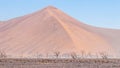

{"left": 0, "top": 6, "right": 120, "bottom": 57}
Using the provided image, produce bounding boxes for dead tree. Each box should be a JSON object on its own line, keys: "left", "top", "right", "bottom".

{"left": 95, "top": 53, "right": 99, "bottom": 59}
{"left": 99, "top": 52, "right": 109, "bottom": 59}
{"left": 80, "top": 50, "right": 86, "bottom": 58}
{"left": 54, "top": 51, "right": 60, "bottom": 58}
{"left": 70, "top": 52, "right": 78, "bottom": 59}
{"left": 0, "top": 50, "right": 7, "bottom": 58}
{"left": 36, "top": 54, "right": 43, "bottom": 59}
{"left": 86, "top": 52, "right": 93, "bottom": 58}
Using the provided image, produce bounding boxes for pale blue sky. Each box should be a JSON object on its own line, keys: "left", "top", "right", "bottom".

{"left": 0, "top": 0, "right": 120, "bottom": 29}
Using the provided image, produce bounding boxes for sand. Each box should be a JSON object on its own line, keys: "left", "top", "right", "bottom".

{"left": 0, "top": 6, "right": 119, "bottom": 57}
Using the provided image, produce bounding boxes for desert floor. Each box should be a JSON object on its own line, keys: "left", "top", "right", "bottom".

{"left": 0, "top": 58, "right": 120, "bottom": 68}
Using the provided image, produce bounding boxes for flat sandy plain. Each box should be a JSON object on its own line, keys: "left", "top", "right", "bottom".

{"left": 0, "top": 58, "right": 120, "bottom": 68}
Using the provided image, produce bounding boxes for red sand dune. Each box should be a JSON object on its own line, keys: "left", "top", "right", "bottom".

{"left": 0, "top": 6, "right": 120, "bottom": 57}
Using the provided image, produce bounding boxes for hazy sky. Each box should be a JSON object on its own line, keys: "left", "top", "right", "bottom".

{"left": 0, "top": 0, "right": 120, "bottom": 29}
